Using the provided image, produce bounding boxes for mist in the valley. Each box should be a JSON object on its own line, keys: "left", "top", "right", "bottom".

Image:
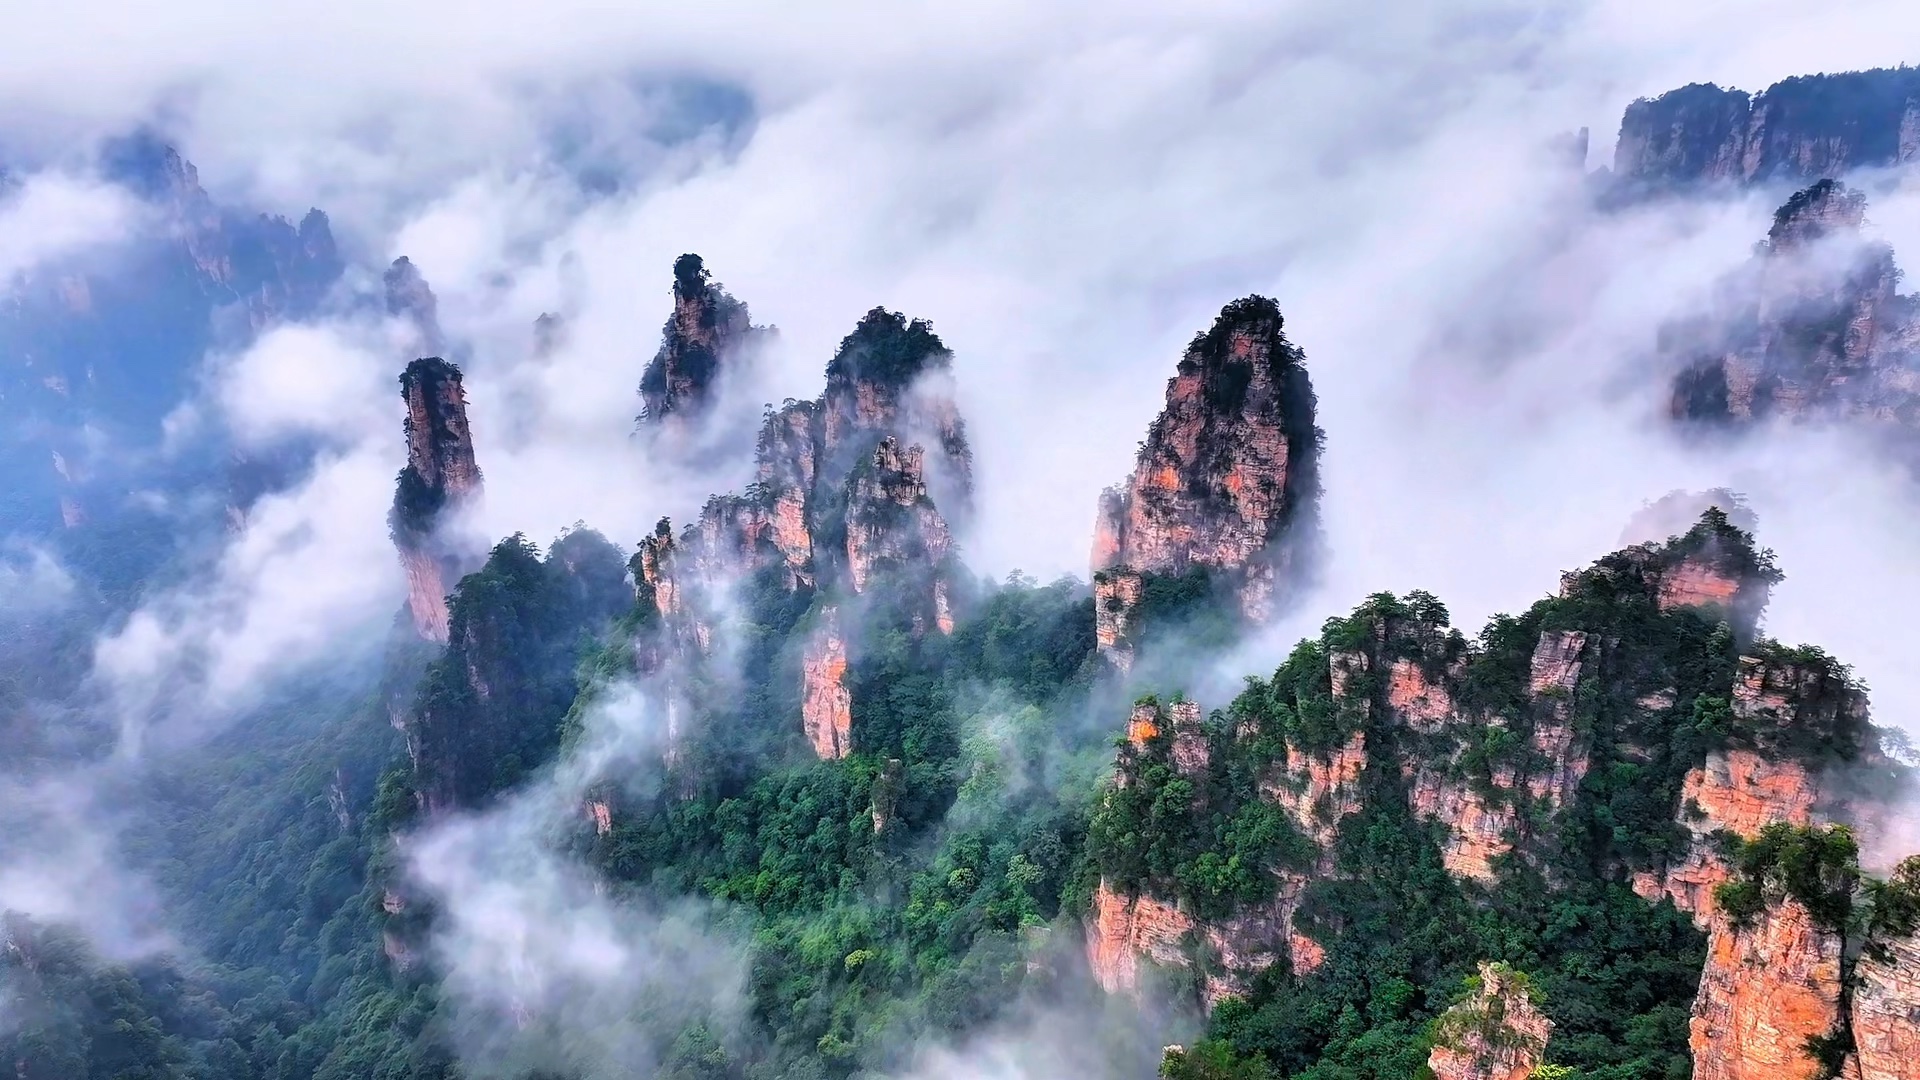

{"left": 1, "top": 0, "right": 1919, "bottom": 1074}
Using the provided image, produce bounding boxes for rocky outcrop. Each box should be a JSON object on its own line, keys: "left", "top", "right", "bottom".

{"left": 1086, "top": 879, "right": 1194, "bottom": 995}
{"left": 389, "top": 358, "right": 484, "bottom": 642}
{"left": 1690, "top": 896, "right": 1846, "bottom": 1080}
{"left": 1091, "top": 296, "right": 1321, "bottom": 665}
{"left": 1852, "top": 858, "right": 1920, "bottom": 1080}
{"left": 1852, "top": 935, "right": 1920, "bottom": 1079}
{"left": 1631, "top": 644, "right": 1868, "bottom": 922}
{"left": 384, "top": 256, "right": 444, "bottom": 356}
{"left": 1093, "top": 568, "right": 1145, "bottom": 673}
{"left": 637, "top": 254, "right": 766, "bottom": 425}
{"left": 1635, "top": 749, "right": 1821, "bottom": 918}
{"left": 1427, "top": 963, "right": 1553, "bottom": 1080}
{"left": 801, "top": 608, "right": 852, "bottom": 760}
{"left": 1669, "top": 181, "right": 1920, "bottom": 466}
{"left": 845, "top": 438, "right": 955, "bottom": 619}
{"left": 819, "top": 307, "right": 973, "bottom": 515}
{"left": 1390, "top": 624, "right": 1591, "bottom": 883}
{"left": 1568, "top": 506, "right": 1779, "bottom": 640}
{"left": 1615, "top": 69, "right": 1920, "bottom": 189}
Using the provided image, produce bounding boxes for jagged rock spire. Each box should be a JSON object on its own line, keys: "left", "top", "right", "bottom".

{"left": 390, "top": 358, "right": 482, "bottom": 641}
{"left": 637, "top": 254, "right": 763, "bottom": 425}
{"left": 1669, "top": 181, "right": 1917, "bottom": 450}
{"left": 384, "top": 256, "right": 444, "bottom": 357}
{"left": 1092, "top": 295, "right": 1322, "bottom": 669}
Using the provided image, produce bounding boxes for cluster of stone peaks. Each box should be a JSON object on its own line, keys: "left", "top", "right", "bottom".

{"left": 1666, "top": 178, "right": 1920, "bottom": 462}
{"left": 637, "top": 253, "right": 769, "bottom": 425}
{"left": 634, "top": 300, "right": 971, "bottom": 760}
{"left": 1088, "top": 501, "right": 1915, "bottom": 1080}
{"left": 1092, "top": 295, "right": 1322, "bottom": 671}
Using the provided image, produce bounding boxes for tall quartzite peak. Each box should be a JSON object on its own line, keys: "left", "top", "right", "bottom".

{"left": 390, "top": 357, "right": 483, "bottom": 642}
{"left": 637, "top": 253, "right": 765, "bottom": 425}
{"left": 1092, "top": 295, "right": 1322, "bottom": 669}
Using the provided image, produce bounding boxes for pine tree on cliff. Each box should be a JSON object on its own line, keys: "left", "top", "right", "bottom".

{"left": 637, "top": 254, "right": 766, "bottom": 425}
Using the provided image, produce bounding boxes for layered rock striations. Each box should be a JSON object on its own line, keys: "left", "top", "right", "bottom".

{"left": 390, "top": 358, "right": 484, "bottom": 642}
{"left": 1615, "top": 68, "right": 1920, "bottom": 189}
{"left": 1668, "top": 181, "right": 1920, "bottom": 459}
{"left": 637, "top": 254, "right": 768, "bottom": 425}
{"left": 1426, "top": 963, "right": 1553, "bottom": 1080}
{"left": 1687, "top": 834, "right": 1856, "bottom": 1080}
{"left": 1092, "top": 296, "right": 1321, "bottom": 670}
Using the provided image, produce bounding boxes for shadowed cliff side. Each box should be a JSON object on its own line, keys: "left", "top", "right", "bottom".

{"left": 1614, "top": 68, "right": 1920, "bottom": 191}
{"left": 1667, "top": 180, "right": 1920, "bottom": 466}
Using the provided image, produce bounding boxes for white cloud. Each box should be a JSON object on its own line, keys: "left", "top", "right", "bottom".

{"left": 0, "top": 173, "right": 144, "bottom": 282}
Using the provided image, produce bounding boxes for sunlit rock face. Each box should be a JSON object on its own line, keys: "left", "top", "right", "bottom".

{"left": 1667, "top": 181, "right": 1920, "bottom": 467}
{"left": 801, "top": 607, "right": 852, "bottom": 760}
{"left": 389, "top": 358, "right": 483, "bottom": 642}
{"left": 1614, "top": 69, "right": 1920, "bottom": 189}
{"left": 1426, "top": 963, "right": 1553, "bottom": 1080}
{"left": 637, "top": 254, "right": 768, "bottom": 426}
{"left": 1690, "top": 895, "right": 1846, "bottom": 1080}
{"left": 1091, "top": 295, "right": 1321, "bottom": 666}
{"left": 1633, "top": 649, "right": 1869, "bottom": 924}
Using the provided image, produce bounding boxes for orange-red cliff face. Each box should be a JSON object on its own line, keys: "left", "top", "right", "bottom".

{"left": 801, "top": 608, "right": 853, "bottom": 760}
{"left": 390, "top": 357, "right": 483, "bottom": 642}
{"left": 1633, "top": 650, "right": 1868, "bottom": 922}
{"left": 1690, "top": 896, "right": 1846, "bottom": 1080}
{"left": 1091, "top": 296, "right": 1320, "bottom": 669}
{"left": 1426, "top": 963, "right": 1553, "bottom": 1080}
